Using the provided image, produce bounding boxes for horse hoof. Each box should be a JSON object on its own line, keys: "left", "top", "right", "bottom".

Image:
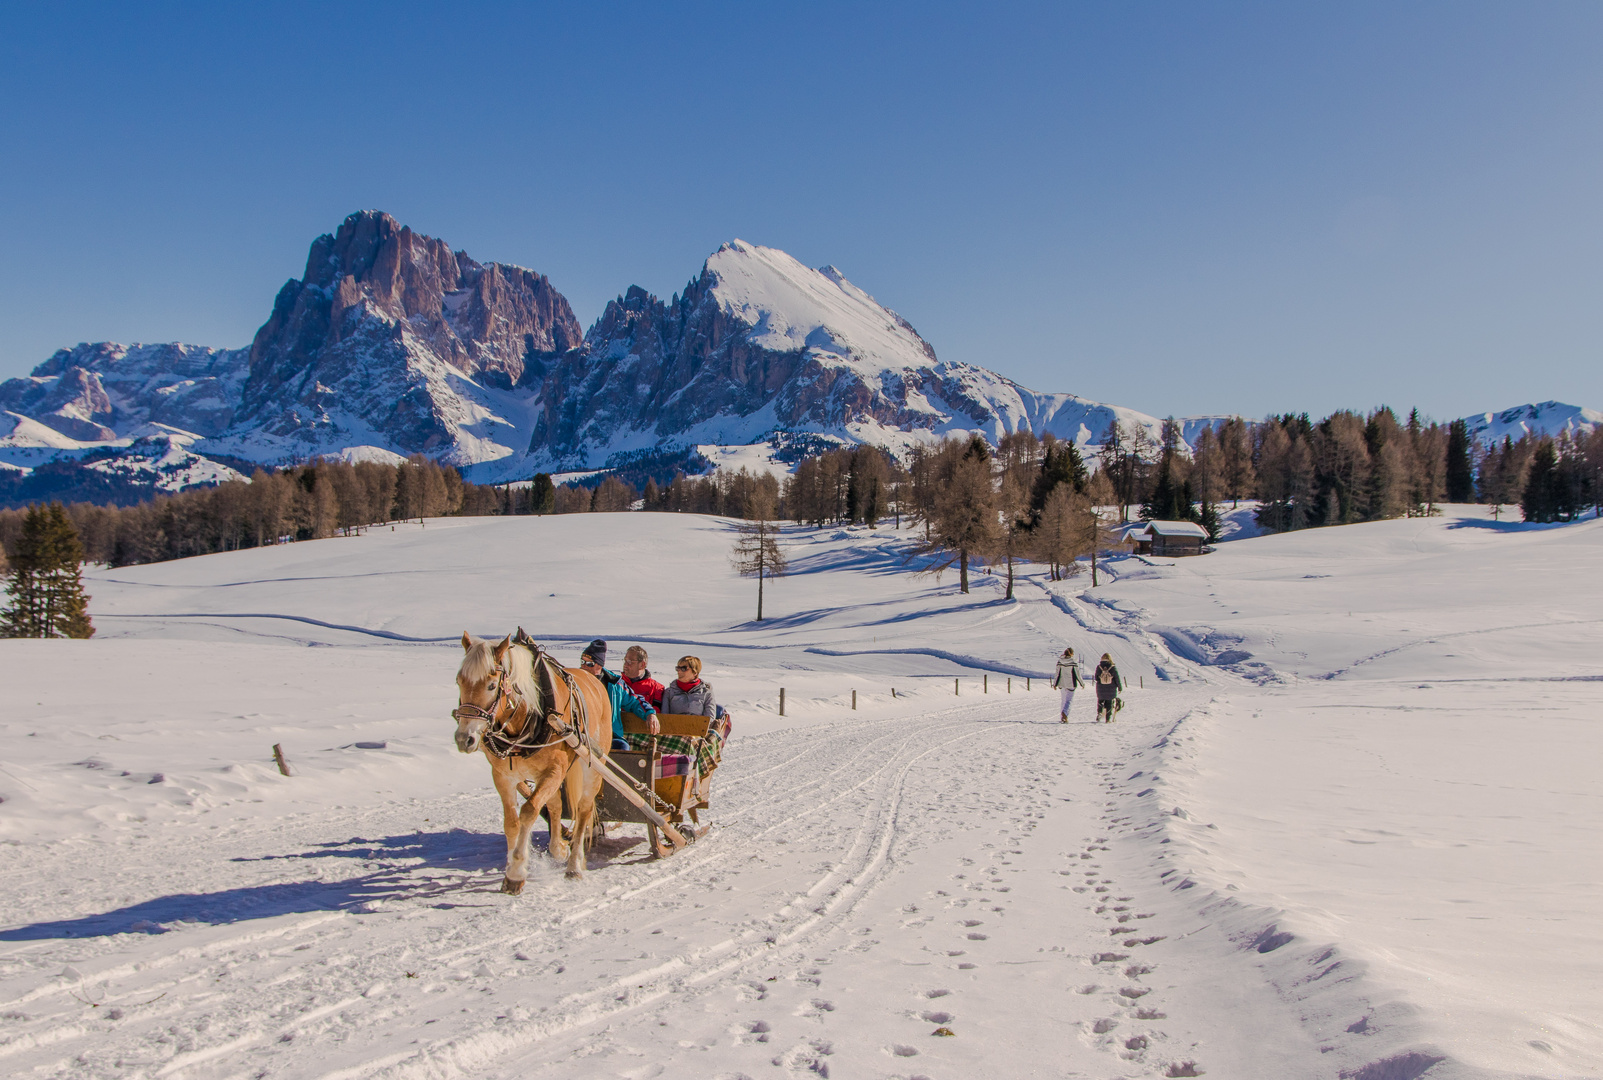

{"left": 500, "top": 877, "right": 525, "bottom": 895}
{"left": 565, "top": 870, "right": 583, "bottom": 880}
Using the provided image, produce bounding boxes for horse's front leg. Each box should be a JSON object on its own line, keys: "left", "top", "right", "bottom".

{"left": 488, "top": 765, "right": 532, "bottom": 895}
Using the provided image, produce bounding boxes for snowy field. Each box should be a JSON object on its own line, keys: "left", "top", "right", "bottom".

{"left": 0, "top": 510, "right": 1598, "bottom": 1079}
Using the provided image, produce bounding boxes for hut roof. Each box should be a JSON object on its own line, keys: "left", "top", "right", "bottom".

{"left": 1143, "top": 520, "right": 1209, "bottom": 539}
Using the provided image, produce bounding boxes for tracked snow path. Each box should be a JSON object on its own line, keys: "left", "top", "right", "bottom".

{"left": 0, "top": 685, "right": 1340, "bottom": 1080}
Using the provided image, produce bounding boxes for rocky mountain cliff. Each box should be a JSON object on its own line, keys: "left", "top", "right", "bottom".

{"left": 232, "top": 210, "right": 583, "bottom": 458}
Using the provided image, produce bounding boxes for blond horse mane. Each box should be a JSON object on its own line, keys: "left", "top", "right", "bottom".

{"left": 459, "top": 637, "right": 543, "bottom": 715}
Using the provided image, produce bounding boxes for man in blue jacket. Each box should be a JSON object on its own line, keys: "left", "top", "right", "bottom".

{"left": 580, "top": 639, "right": 659, "bottom": 751}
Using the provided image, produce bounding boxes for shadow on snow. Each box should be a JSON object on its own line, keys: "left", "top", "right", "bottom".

{"left": 0, "top": 828, "right": 516, "bottom": 941}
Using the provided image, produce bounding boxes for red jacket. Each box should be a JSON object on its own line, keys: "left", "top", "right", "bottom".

{"left": 623, "top": 672, "right": 664, "bottom": 710}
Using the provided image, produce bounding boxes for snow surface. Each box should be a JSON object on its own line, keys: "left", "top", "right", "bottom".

{"left": 1, "top": 493, "right": 1600, "bottom": 1079}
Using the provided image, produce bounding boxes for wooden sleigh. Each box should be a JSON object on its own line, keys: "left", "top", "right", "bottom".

{"left": 559, "top": 713, "right": 721, "bottom": 859}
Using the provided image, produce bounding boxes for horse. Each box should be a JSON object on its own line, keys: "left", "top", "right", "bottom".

{"left": 453, "top": 632, "right": 609, "bottom": 888}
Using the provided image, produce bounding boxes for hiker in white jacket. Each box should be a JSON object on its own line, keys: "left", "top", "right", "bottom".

{"left": 1052, "top": 647, "right": 1083, "bottom": 722}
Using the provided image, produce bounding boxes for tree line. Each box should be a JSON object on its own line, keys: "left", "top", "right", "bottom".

{"left": 778, "top": 433, "right": 1121, "bottom": 596}
{"left": 4, "top": 408, "right": 1600, "bottom": 580}
{"left": 1245, "top": 409, "right": 1603, "bottom": 529}
{"left": 0, "top": 454, "right": 794, "bottom": 569}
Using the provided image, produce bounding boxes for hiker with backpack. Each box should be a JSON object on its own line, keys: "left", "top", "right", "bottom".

{"left": 1093, "top": 653, "right": 1123, "bottom": 723}
{"left": 1052, "top": 647, "right": 1082, "bottom": 722}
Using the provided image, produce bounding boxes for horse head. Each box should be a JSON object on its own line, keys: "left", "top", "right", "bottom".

{"left": 454, "top": 631, "right": 512, "bottom": 754}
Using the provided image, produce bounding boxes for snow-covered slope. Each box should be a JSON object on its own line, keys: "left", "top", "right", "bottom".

{"left": 710, "top": 241, "right": 938, "bottom": 372}
{"left": 1, "top": 509, "right": 1596, "bottom": 1078}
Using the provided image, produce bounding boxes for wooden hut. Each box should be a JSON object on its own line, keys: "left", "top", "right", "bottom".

{"left": 1127, "top": 520, "right": 1210, "bottom": 557}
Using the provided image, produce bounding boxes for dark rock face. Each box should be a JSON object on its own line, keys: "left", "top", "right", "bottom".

{"left": 238, "top": 210, "right": 584, "bottom": 452}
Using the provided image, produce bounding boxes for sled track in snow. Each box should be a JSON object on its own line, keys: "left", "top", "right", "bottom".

{"left": 352, "top": 713, "right": 1002, "bottom": 1080}
{"left": 0, "top": 704, "right": 1019, "bottom": 1080}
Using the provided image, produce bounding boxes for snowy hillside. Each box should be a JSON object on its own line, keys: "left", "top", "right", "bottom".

{"left": 1462, "top": 400, "right": 1601, "bottom": 445}
{"left": 0, "top": 509, "right": 1596, "bottom": 1078}
{"left": 518, "top": 238, "right": 1179, "bottom": 477}
{"left": 707, "top": 241, "right": 939, "bottom": 373}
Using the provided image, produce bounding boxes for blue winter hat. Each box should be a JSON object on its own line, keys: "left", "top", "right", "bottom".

{"left": 582, "top": 639, "right": 608, "bottom": 667}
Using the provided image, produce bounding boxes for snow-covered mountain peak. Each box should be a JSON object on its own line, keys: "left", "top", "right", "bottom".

{"left": 1462, "top": 400, "right": 1601, "bottom": 445}
{"left": 701, "top": 240, "right": 937, "bottom": 371}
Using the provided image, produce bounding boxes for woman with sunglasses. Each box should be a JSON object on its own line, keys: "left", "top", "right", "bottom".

{"left": 660, "top": 655, "right": 716, "bottom": 719}
{"left": 655, "top": 655, "right": 729, "bottom": 786}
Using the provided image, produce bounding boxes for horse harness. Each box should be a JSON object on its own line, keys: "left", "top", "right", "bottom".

{"left": 454, "top": 632, "right": 682, "bottom": 817}
{"left": 452, "top": 636, "right": 590, "bottom": 759}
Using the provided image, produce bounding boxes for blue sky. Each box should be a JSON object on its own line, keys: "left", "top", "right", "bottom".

{"left": 1, "top": 2, "right": 1598, "bottom": 419}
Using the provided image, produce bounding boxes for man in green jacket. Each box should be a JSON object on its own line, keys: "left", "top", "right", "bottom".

{"left": 580, "top": 639, "right": 658, "bottom": 751}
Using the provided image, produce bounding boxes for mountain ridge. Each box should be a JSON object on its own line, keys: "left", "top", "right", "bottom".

{"left": 1, "top": 211, "right": 1596, "bottom": 505}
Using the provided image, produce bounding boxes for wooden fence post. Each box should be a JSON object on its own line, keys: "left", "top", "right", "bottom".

{"left": 852, "top": 689, "right": 857, "bottom": 710}
{"left": 780, "top": 687, "right": 786, "bottom": 716}
{"left": 272, "top": 744, "right": 292, "bottom": 777}
{"left": 984, "top": 674, "right": 988, "bottom": 694}
{"left": 955, "top": 678, "right": 960, "bottom": 696}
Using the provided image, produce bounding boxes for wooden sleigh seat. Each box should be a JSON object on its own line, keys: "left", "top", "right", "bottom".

{"left": 605, "top": 713, "right": 720, "bottom": 824}
{"left": 558, "top": 713, "right": 724, "bottom": 856}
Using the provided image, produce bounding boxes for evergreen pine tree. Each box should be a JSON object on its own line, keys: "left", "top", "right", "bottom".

{"left": 529, "top": 474, "right": 557, "bottom": 515}
{"left": 1027, "top": 441, "right": 1087, "bottom": 525}
{"left": 1445, "top": 419, "right": 1475, "bottom": 503}
{"left": 2, "top": 502, "right": 95, "bottom": 639}
{"left": 1521, "top": 441, "right": 1558, "bottom": 523}
{"left": 1141, "top": 456, "right": 1178, "bottom": 521}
